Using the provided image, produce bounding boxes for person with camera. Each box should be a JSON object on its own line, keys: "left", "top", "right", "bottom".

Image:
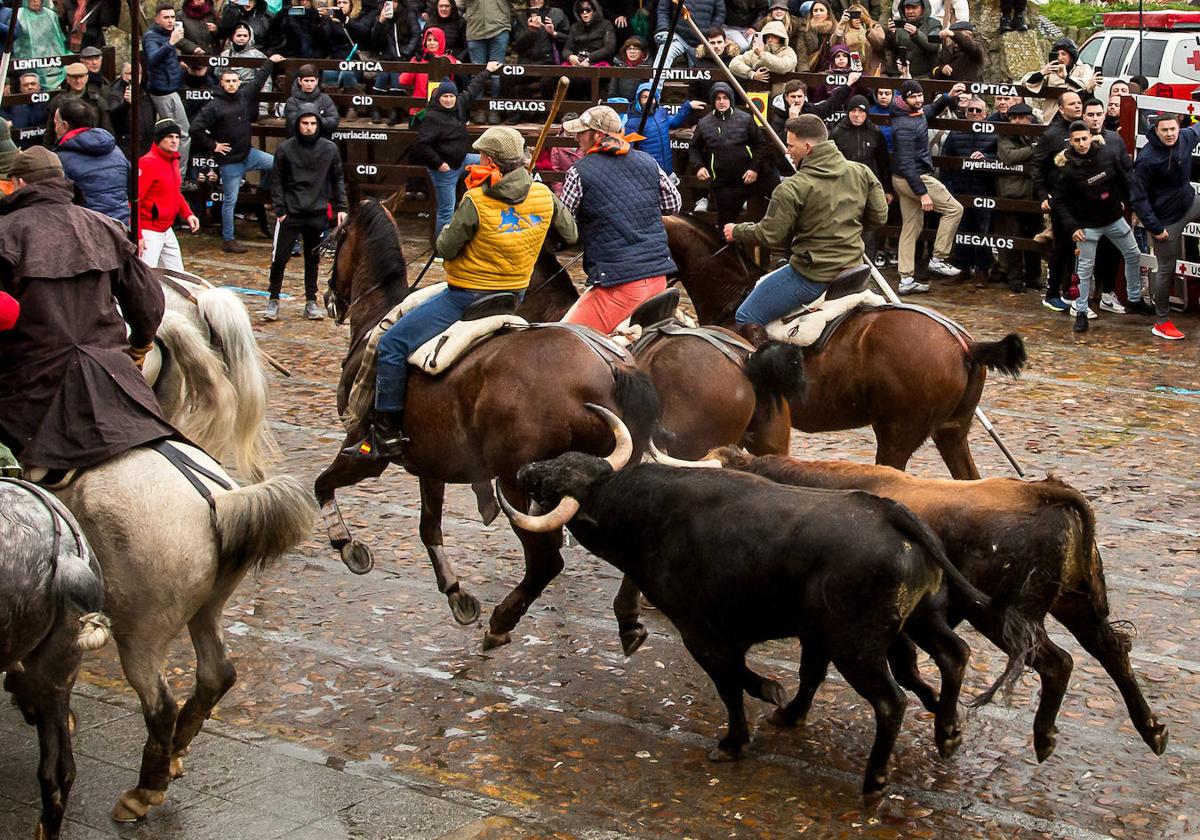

{"left": 218, "top": 0, "right": 275, "bottom": 45}
{"left": 370, "top": 0, "right": 422, "bottom": 120}
{"left": 512, "top": 0, "right": 568, "bottom": 65}
{"left": 142, "top": 3, "right": 191, "bottom": 180}
{"left": 268, "top": 0, "right": 332, "bottom": 58}
{"left": 652, "top": 0, "right": 724, "bottom": 70}
{"left": 829, "top": 5, "right": 884, "bottom": 75}
{"left": 884, "top": 0, "right": 939, "bottom": 79}
{"left": 1020, "top": 37, "right": 1100, "bottom": 122}
{"left": 730, "top": 20, "right": 797, "bottom": 92}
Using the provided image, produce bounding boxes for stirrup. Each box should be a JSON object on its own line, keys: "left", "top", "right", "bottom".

{"left": 342, "top": 425, "right": 408, "bottom": 461}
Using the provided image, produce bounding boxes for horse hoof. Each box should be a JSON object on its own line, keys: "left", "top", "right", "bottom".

{"left": 447, "top": 589, "right": 481, "bottom": 626}
{"left": 707, "top": 744, "right": 742, "bottom": 763}
{"left": 111, "top": 788, "right": 164, "bottom": 822}
{"left": 937, "top": 728, "right": 963, "bottom": 760}
{"left": 1034, "top": 727, "right": 1058, "bottom": 763}
{"left": 766, "top": 707, "right": 798, "bottom": 728}
{"left": 620, "top": 625, "right": 648, "bottom": 657}
{"left": 481, "top": 630, "right": 511, "bottom": 651}
{"left": 339, "top": 540, "right": 373, "bottom": 575}
{"left": 169, "top": 755, "right": 185, "bottom": 779}
{"left": 762, "top": 679, "right": 788, "bottom": 708}
{"left": 861, "top": 784, "right": 887, "bottom": 814}
{"left": 1144, "top": 720, "right": 1169, "bottom": 756}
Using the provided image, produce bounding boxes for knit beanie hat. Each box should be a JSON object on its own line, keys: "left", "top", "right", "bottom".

{"left": 434, "top": 79, "right": 458, "bottom": 98}
{"left": 154, "top": 118, "right": 182, "bottom": 143}
{"left": 0, "top": 120, "right": 18, "bottom": 179}
{"left": 847, "top": 94, "right": 870, "bottom": 112}
{"left": 9, "top": 147, "right": 64, "bottom": 183}
{"left": 898, "top": 80, "right": 924, "bottom": 101}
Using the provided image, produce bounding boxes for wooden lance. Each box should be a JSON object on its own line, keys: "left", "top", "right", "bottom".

{"left": 528, "top": 76, "right": 570, "bottom": 172}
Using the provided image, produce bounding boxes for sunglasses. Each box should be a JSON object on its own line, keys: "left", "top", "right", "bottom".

{"left": 965, "top": 107, "right": 985, "bottom": 113}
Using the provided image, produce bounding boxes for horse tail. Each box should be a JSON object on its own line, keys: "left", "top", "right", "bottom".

{"left": 196, "top": 289, "right": 279, "bottom": 481}
{"left": 213, "top": 475, "right": 316, "bottom": 574}
{"left": 44, "top": 501, "right": 112, "bottom": 651}
{"left": 156, "top": 311, "right": 241, "bottom": 460}
{"left": 744, "top": 340, "right": 807, "bottom": 407}
{"left": 967, "top": 333, "right": 1026, "bottom": 378}
{"left": 610, "top": 367, "right": 663, "bottom": 457}
{"left": 877, "top": 495, "right": 1039, "bottom": 707}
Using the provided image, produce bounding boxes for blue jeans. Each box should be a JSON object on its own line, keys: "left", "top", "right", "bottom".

{"left": 373, "top": 71, "right": 402, "bottom": 92}
{"left": 735, "top": 262, "right": 827, "bottom": 325}
{"left": 323, "top": 69, "right": 360, "bottom": 88}
{"left": 652, "top": 34, "right": 695, "bottom": 69}
{"left": 376, "top": 286, "right": 524, "bottom": 413}
{"left": 1074, "top": 218, "right": 1141, "bottom": 315}
{"left": 428, "top": 154, "right": 479, "bottom": 236}
{"left": 218, "top": 147, "right": 274, "bottom": 242}
{"left": 468, "top": 32, "right": 509, "bottom": 98}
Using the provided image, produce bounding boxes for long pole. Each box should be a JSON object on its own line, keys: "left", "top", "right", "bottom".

{"left": 0, "top": 0, "right": 23, "bottom": 102}
{"left": 528, "top": 76, "right": 569, "bottom": 172}
{"left": 637, "top": 0, "right": 685, "bottom": 136}
{"left": 867, "top": 264, "right": 1025, "bottom": 477}
{"left": 129, "top": 0, "right": 142, "bottom": 244}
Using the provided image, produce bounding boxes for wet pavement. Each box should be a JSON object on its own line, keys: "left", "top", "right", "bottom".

{"left": 2, "top": 219, "right": 1197, "bottom": 839}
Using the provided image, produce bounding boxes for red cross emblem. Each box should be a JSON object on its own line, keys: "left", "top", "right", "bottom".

{"left": 1188, "top": 49, "right": 1200, "bottom": 71}
{"left": 1190, "top": 103, "right": 1198, "bottom": 115}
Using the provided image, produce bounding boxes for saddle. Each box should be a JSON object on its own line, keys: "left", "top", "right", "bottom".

{"left": 763, "top": 265, "right": 887, "bottom": 347}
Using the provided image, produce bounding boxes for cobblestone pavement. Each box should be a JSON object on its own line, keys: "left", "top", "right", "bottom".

{"left": 2, "top": 220, "right": 1197, "bottom": 839}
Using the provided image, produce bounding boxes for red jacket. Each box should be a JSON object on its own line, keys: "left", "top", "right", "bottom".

{"left": 137, "top": 144, "right": 192, "bottom": 234}
{"left": 398, "top": 28, "right": 457, "bottom": 116}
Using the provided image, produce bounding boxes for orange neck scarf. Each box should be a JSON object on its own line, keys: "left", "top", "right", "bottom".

{"left": 464, "top": 162, "right": 502, "bottom": 189}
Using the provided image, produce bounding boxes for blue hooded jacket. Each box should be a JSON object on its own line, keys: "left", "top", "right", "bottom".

{"left": 630, "top": 82, "right": 692, "bottom": 175}
{"left": 1130, "top": 121, "right": 1200, "bottom": 235}
{"left": 57, "top": 128, "right": 130, "bottom": 225}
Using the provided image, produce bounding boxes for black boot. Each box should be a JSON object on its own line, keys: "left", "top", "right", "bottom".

{"left": 343, "top": 411, "right": 408, "bottom": 460}
{"left": 1073, "top": 311, "right": 1088, "bottom": 333}
{"left": 387, "top": 109, "right": 404, "bottom": 126}
{"left": 1014, "top": 12, "right": 1028, "bottom": 31}
{"left": 369, "top": 105, "right": 386, "bottom": 124}
{"left": 998, "top": 15, "right": 1012, "bottom": 33}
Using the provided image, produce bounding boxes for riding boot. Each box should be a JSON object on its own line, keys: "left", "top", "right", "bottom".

{"left": 343, "top": 411, "right": 408, "bottom": 460}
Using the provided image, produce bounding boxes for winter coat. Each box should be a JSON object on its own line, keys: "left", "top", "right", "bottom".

{"left": 0, "top": 178, "right": 173, "bottom": 470}
{"left": 883, "top": 1, "right": 940, "bottom": 78}
{"left": 408, "top": 74, "right": 486, "bottom": 170}
{"left": 1131, "top": 122, "right": 1200, "bottom": 235}
{"left": 142, "top": 23, "right": 185, "bottom": 95}
{"left": 268, "top": 4, "right": 330, "bottom": 58}
{"left": 658, "top": 0, "right": 723, "bottom": 46}
{"left": 56, "top": 127, "right": 130, "bottom": 224}
{"left": 995, "top": 133, "right": 1034, "bottom": 201}
{"left": 1028, "top": 111, "right": 1072, "bottom": 203}
{"left": 325, "top": 8, "right": 374, "bottom": 60}
{"left": 889, "top": 92, "right": 953, "bottom": 195}
{"left": 108, "top": 79, "right": 156, "bottom": 158}
{"left": 934, "top": 30, "right": 983, "bottom": 82}
{"left": 179, "top": 5, "right": 220, "bottom": 55}
{"left": 190, "top": 60, "right": 277, "bottom": 165}
{"left": 752, "top": 10, "right": 804, "bottom": 53}
{"left": 688, "top": 82, "right": 769, "bottom": 184}
{"left": 271, "top": 107, "right": 348, "bottom": 217}
{"left": 729, "top": 19, "right": 798, "bottom": 87}
{"left": 770, "top": 85, "right": 854, "bottom": 138}
{"left": 372, "top": 0, "right": 421, "bottom": 59}
{"left": 218, "top": 2, "right": 275, "bottom": 44}
{"left": 181, "top": 71, "right": 217, "bottom": 121}
{"left": 731, "top": 140, "right": 888, "bottom": 281}
{"left": 427, "top": 3, "right": 469, "bottom": 57}
{"left": 828, "top": 14, "right": 886, "bottom": 75}
{"left": 220, "top": 33, "right": 272, "bottom": 88}
{"left": 398, "top": 27, "right": 459, "bottom": 112}
{"left": 795, "top": 18, "right": 834, "bottom": 70}
{"left": 831, "top": 115, "right": 891, "bottom": 187}
{"left": 463, "top": 0, "right": 512, "bottom": 40}
{"left": 940, "top": 128, "right": 996, "bottom": 196}
{"left": 57, "top": 0, "right": 119, "bottom": 50}
{"left": 565, "top": 0, "right": 616, "bottom": 64}
{"left": 284, "top": 78, "right": 340, "bottom": 136}
{"left": 688, "top": 41, "right": 741, "bottom": 101}
{"left": 1020, "top": 38, "right": 1100, "bottom": 123}
{"left": 629, "top": 82, "right": 694, "bottom": 174}
{"left": 138, "top": 143, "right": 193, "bottom": 233}
{"left": 512, "top": 5, "right": 568, "bottom": 63}
{"left": 1050, "top": 137, "right": 1131, "bottom": 231}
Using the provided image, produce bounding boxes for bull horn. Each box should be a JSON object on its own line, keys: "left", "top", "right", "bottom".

{"left": 494, "top": 479, "right": 580, "bottom": 533}
{"left": 648, "top": 439, "right": 722, "bottom": 469}
{"left": 584, "top": 403, "right": 633, "bottom": 470}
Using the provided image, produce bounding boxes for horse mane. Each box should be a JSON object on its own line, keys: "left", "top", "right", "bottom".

{"left": 667, "top": 213, "right": 758, "bottom": 325}
{"left": 351, "top": 199, "right": 410, "bottom": 309}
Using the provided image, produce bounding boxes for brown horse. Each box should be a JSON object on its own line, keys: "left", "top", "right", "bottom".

{"left": 316, "top": 200, "right": 662, "bottom": 652}
{"left": 663, "top": 214, "right": 1027, "bottom": 479}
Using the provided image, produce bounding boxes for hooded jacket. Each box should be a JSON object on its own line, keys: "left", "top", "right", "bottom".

{"left": 1131, "top": 122, "right": 1200, "bottom": 235}
{"left": 657, "top": 0, "right": 723, "bottom": 46}
{"left": 1020, "top": 37, "right": 1100, "bottom": 122}
{"left": 142, "top": 22, "right": 185, "bottom": 95}
{"left": 889, "top": 90, "right": 953, "bottom": 195}
{"left": 284, "top": 77, "right": 340, "bottom": 136}
{"left": 218, "top": 0, "right": 274, "bottom": 44}
{"left": 731, "top": 140, "right": 888, "bottom": 281}
{"left": 883, "top": 0, "right": 940, "bottom": 78}
{"left": 630, "top": 82, "right": 693, "bottom": 174}
{"left": 689, "top": 82, "right": 769, "bottom": 184}
{"left": 565, "top": 0, "right": 616, "bottom": 64}
{"left": 408, "top": 74, "right": 487, "bottom": 170}
{"left": 271, "top": 104, "right": 348, "bottom": 217}
{"left": 190, "top": 59, "right": 277, "bottom": 164}
{"left": 56, "top": 127, "right": 130, "bottom": 224}
{"left": 729, "top": 20, "right": 798, "bottom": 80}
{"left": 398, "top": 27, "right": 460, "bottom": 113}
{"left": 427, "top": 2, "right": 467, "bottom": 57}
{"left": 220, "top": 26, "right": 272, "bottom": 88}
{"left": 831, "top": 104, "right": 891, "bottom": 185}
{"left": 512, "top": 4, "right": 569, "bottom": 64}
{"left": 1050, "top": 136, "right": 1130, "bottom": 232}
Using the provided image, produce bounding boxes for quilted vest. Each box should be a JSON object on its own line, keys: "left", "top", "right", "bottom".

{"left": 573, "top": 149, "right": 676, "bottom": 287}
{"left": 445, "top": 182, "right": 555, "bottom": 291}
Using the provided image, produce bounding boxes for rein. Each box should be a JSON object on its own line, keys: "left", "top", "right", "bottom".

{"left": 527, "top": 252, "right": 584, "bottom": 299}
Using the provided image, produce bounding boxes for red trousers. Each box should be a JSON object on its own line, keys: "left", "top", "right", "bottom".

{"left": 562, "top": 275, "right": 668, "bottom": 335}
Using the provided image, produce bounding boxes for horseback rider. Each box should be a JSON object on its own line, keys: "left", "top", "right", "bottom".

{"left": 347, "top": 127, "right": 578, "bottom": 460}
{"left": 559, "top": 105, "right": 682, "bottom": 335}
{"left": 724, "top": 114, "right": 888, "bottom": 326}
{"left": 0, "top": 147, "right": 176, "bottom": 475}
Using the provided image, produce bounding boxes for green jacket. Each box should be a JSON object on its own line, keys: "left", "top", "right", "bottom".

{"left": 732, "top": 141, "right": 887, "bottom": 282}
{"left": 463, "top": 0, "right": 512, "bottom": 41}
{"left": 436, "top": 167, "right": 577, "bottom": 261}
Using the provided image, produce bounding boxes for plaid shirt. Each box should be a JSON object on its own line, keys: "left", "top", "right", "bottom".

{"left": 560, "top": 162, "right": 683, "bottom": 217}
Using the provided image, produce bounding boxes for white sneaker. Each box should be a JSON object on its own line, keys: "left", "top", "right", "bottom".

{"left": 898, "top": 277, "right": 930, "bottom": 295}
{"left": 432, "top": 256, "right": 444, "bottom": 264}
{"left": 927, "top": 256, "right": 961, "bottom": 277}
{"left": 1099, "top": 293, "right": 1125, "bottom": 314}
{"left": 693, "top": 197, "right": 709, "bottom": 213}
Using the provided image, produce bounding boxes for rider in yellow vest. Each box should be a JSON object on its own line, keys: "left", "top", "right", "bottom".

{"left": 347, "top": 127, "right": 578, "bottom": 460}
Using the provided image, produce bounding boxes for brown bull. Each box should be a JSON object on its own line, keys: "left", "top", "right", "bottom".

{"left": 709, "top": 448, "right": 1170, "bottom": 763}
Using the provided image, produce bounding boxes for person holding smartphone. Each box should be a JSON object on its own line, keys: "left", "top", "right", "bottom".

{"left": 829, "top": 4, "right": 883, "bottom": 75}
{"left": 1019, "top": 37, "right": 1100, "bottom": 123}
{"left": 934, "top": 20, "right": 983, "bottom": 82}
{"left": 142, "top": 3, "right": 191, "bottom": 180}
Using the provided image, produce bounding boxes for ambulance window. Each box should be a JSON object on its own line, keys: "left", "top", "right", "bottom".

{"left": 1078, "top": 37, "right": 1103, "bottom": 68}
{"left": 1127, "top": 39, "right": 1166, "bottom": 78}
{"left": 1101, "top": 36, "right": 1133, "bottom": 78}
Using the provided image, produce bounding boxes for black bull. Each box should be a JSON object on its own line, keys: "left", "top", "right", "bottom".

{"left": 500, "top": 454, "right": 1037, "bottom": 800}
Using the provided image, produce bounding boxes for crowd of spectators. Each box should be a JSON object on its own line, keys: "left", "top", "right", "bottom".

{"left": 0, "top": 0, "right": 1193, "bottom": 337}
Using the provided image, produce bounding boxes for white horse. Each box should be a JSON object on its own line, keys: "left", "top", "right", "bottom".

{"left": 53, "top": 443, "right": 315, "bottom": 822}
{"left": 146, "top": 273, "right": 277, "bottom": 481}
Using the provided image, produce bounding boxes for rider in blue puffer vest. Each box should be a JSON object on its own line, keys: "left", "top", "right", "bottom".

{"left": 629, "top": 82, "right": 702, "bottom": 176}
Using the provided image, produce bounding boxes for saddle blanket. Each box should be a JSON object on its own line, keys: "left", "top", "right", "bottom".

{"left": 343, "top": 284, "right": 527, "bottom": 431}
{"left": 765, "top": 289, "right": 887, "bottom": 347}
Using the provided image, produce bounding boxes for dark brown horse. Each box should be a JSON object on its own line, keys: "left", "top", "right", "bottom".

{"left": 316, "top": 200, "right": 661, "bottom": 651}
{"left": 663, "top": 214, "right": 1027, "bottom": 479}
